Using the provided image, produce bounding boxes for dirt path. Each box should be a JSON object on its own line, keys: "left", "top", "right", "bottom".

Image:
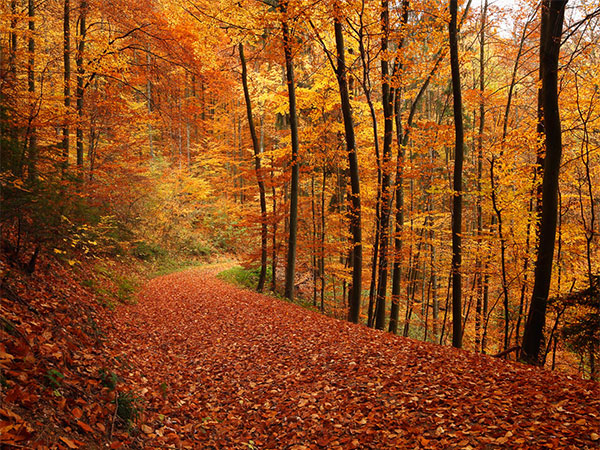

{"left": 106, "top": 268, "right": 599, "bottom": 449}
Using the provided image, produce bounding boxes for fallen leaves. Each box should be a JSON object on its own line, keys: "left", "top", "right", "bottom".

{"left": 2, "top": 262, "right": 599, "bottom": 449}
{"left": 102, "top": 268, "right": 600, "bottom": 449}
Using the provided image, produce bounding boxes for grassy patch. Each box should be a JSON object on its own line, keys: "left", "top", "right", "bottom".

{"left": 217, "top": 266, "right": 266, "bottom": 291}
{"left": 148, "top": 257, "right": 205, "bottom": 278}
{"left": 217, "top": 266, "right": 320, "bottom": 313}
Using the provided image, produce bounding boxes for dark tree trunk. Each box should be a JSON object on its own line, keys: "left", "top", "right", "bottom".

{"left": 374, "top": 0, "right": 395, "bottom": 331}
{"left": 280, "top": 0, "right": 300, "bottom": 301}
{"left": 389, "top": 0, "right": 410, "bottom": 334}
{"left": 449, "top": 0, "right": 464, "bottom": 348}
{"left": 474, "top": 0, "right": 487, "bottom": 351}
{"left": 389, "top": 89, "right": 405, "bottom": 334}
{"left": 62, "top": 0, "right": 71, "bottom": 172}
{"left": 521, "top": 0, "right": 567, "bottom": 365}
{"left": 27, "top": 0, "right": 37, "bottom": 183}
{"left": 333, "top": 12, "right": 362, "bottom": 324}
{"left": 239, "top": 43, "right": 268, "bottom": 292}
{"left": 76, "top": 0, "right": 87, "bottom": 169}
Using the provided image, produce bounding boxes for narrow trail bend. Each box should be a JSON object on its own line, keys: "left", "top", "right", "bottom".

{"left": 105, "top": 268, "right": 599, "bottom": 449}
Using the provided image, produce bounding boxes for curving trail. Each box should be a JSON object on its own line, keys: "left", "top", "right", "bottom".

{"left": 106, "top": 268, "right": 599, "bottom": 449}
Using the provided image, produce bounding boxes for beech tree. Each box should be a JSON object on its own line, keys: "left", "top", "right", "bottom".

{"left": 239, "top": 43, "right": 268, "bottom": 292}
{"left": 449, "top": 0, "right": 464, "bottom": 348}
{"left": 521, "top": 0, "right": 568, "bottom": 365}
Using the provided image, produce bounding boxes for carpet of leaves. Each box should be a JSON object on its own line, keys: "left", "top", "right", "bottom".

{"left": 0, "top": 254, "right": 130, "bottom": 449}
{"left": 103, "top": 268, "right": 599, "bottom": 450}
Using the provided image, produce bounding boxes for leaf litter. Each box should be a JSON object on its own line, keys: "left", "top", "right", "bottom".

{"left": 102, "top": 268, "right": 600, "bottom": 449}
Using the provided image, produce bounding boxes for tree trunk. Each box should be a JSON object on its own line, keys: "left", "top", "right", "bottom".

{"left": 332, "top": 12, "right": 363, "bottom": 323}
{"left": 76, "top": 0, "right": 87, "bottom": 169}
{"left": 374, "top": 0, "right": 396, "bottom": 331}
{"left": 62, "top": 0, "right": 71, "bottom": 173}
{"left": 521, "top": 0, "right": 567, "bottom": 365}
{"left": 389, "top": 0, "right": 410, "bottom": 334}
{"left": 239, "top": 43, "right": 268, "bottom": 292}
{"left": 389, "top": 88, "right": 405, "bottom": 334}
{"left": 147, "top": 44, "right": 154, "bottom": 159}
{"left": 281, "top": 0, "right": 300, "bottom": 301}
{"left": 449, "top": 0, "right": 464, "bottom": 348}
{"left": 474, "top": 0, "right": 487, "bottom": 353}
{"left": 27, "top": 0, "right": 37, "bottom": 183}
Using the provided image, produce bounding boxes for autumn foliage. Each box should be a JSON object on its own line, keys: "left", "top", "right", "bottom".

{"left": 1, "top": 0, "right": 599, "bottom": 447}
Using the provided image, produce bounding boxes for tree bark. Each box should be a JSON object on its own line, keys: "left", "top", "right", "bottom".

{"left": 27, "top": 0, "right": 37, "bottom": 183}
{"left": 389, "top": 0, "right": 410, "bottom": 334}
{"left": 76, "top": 0, "right": 87, "bottom": 169}
{"left": 62, "top": 0, "right": 71, "bottom": 172}
{"left": 333, "top": 11, "right": 362, "bottom": 324}
{"left": 239, "top": 43, "right": 268, "bottom": 292}
{"left": 449, "top": 0, "right": 464, "bottom": 348}
{"left": 521, "top": 0, "right": 567, "bottom": 365}
{"left": 281, "top": 0, "right": 300, "bottom": 301}
{"left": 374, "top": 0, "right": 395, "bottom": 331}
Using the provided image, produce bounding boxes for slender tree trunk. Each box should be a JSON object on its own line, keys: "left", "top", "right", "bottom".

{"left": 474, "top": 0, "right": 487, "bottom": 352}
{"left": 320, "top": 168, "right": 326, "bottom": 312}
{"left": 389, "top": 88, "right": 405, "bottom": 334}
{"left": 76, "top": 0, "right": 87, "bottom": 169}
{"left": 62, "top": 0, "right": 71, "bottom": 173}
{"left": 270, "top": 152, "right": 278, "bottom": 292}
{"left": 311, "top": 173, "right": 318, "bottom": 307}
{"left": 522, "top": 0, "right": 567, "bottom": 365}
{"left": 147, "top": 45, "right": 154, "bottom": 159}
{"left": 281, "top": 0, "right": 300, "bottom": 301}
{"left": 239, "top": 43, "right": 268, "bottom": 292}
{"left": 449, "top": 0, "right": 464, "bottom": 348}
{"left": 374, "top": 0, "right": 396, "bottom": 331}
{"left": 27, "top": 0, "right": 37, "bottom": 183}
{"left": 490, "top": 157, "right": 511, "bottom": 352}
{"left": 333, "top": 11, "right": 362, "bottom": 323}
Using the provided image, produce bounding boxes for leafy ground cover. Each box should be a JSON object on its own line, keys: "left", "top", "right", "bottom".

{"left": 103, "top": 268, "right": 599, "bottom": 449}
{"left": 1, "top": 261, "right": 598, "bottom": 449}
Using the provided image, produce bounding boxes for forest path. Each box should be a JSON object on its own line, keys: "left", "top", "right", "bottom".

{"left": 106, "top": 268, "right": 599, "bottom": 449}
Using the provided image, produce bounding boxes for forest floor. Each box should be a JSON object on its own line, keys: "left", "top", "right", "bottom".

{"left": 1, "top": 263, "right": 599, "bottom": 449}
{"left": 102, "top": 267, "right": 599, "bottom": 449}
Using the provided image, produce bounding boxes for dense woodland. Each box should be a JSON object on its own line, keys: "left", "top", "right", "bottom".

{"left": 1, "top": 0, "right": 599, "bottom": 382}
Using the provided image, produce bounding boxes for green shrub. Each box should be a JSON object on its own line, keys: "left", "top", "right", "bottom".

{"left": 115, "top": 391, "right": 143, "bottom": 427}
{"left": 132, "top": 241, "right": 166, "bottom": 261}
{"left": 45, "top": 369, "right": 65, "bottom": 388}
{"left": 99, "top": 368, "right": 118, "bottom": 391}
{"left": 217, "top": 265, "right": 272, "bottom": 291}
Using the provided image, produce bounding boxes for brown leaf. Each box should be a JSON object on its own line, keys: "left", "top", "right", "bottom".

{"left": 76, "top": 420, "right": 93, "bottom": 433}
{"left": 59, "top": 437, "right": 79, "bottom": 449}
{"left": 71, "top": 407, "right": 83, "bottom": 419}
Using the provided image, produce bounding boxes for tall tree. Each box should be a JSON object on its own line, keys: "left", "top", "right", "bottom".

{"left": 76, "top": 0, "right": 87, "bottom": 168}
{"left": 239, "top": 43, "right": 268, "bottom": 292}
{"left": 389, "top": 0, "right": 410, "bottom": 334}
{"left": 449, "top": 0, "right": 464, "bottom": 348}
{"left": 332, "top": 7, "right": 362, "bottom": 323}
{"left": 374, "top": 0, "right": 395, "bottom": 331}
{"left": 521, "top": 0, "right": 568, "bottom": 365}
{"left": 27, "top": 0, "right": 37, "bottom": 183}
{"left": 62, "top": 0, "right": 71, "bottom": 172}
{"left": 280, "top": 0, "right": 301, "bottom": 301}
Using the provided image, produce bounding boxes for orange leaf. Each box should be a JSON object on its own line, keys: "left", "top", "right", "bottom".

{"left": 76, "top": 420, "right": 93, "bottom": 433}
{"left": 110, "top": 442, "right": 124, "bottom": 449}
{"left": 59, "top": 436, "right": 79, "bottom": 449}
{"left": 72, "top": 407, "right": 83, "bottom": 419}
